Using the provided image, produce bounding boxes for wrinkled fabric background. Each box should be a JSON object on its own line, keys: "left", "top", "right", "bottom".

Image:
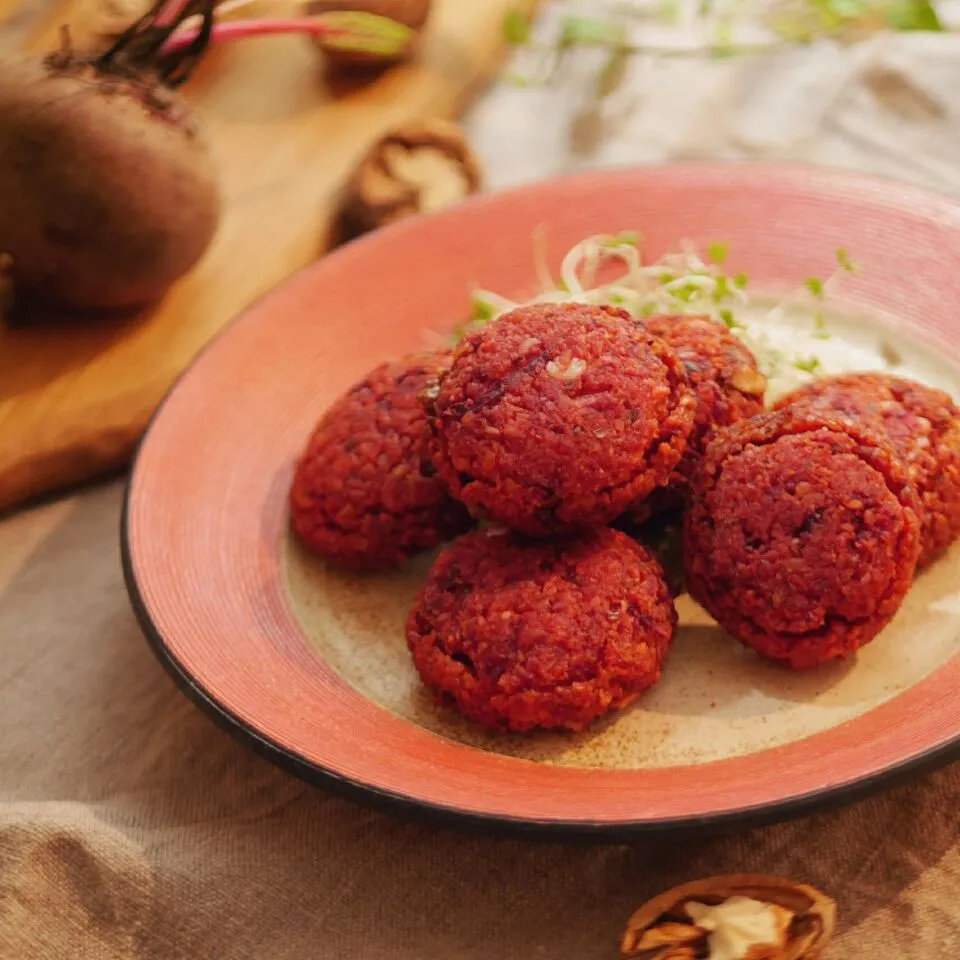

{"left": 3, "top": 13, "right": 960, "bottom": 959}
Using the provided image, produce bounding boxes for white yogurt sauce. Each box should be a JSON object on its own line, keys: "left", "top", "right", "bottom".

{"left": 735, "top": 295, "right": 960, "bottom": 403}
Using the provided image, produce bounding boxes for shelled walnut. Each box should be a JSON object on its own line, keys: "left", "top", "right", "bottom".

{"left": 621, "top": 875, "right": 836, "bottom": 960}
{"left": 337, "top": 119, "right": 482, "bottom": 239}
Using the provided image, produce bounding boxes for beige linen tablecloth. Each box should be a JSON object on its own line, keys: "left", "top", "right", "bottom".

{"left": 4, "top": 23, "right": 960, "bottom": 959}
{"left": 1, "top": 485, "right": 959, "bottom": 958}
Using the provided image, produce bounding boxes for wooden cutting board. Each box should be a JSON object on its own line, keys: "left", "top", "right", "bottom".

{"left": 0, "top": 0, "right": 535, "bottom": 513}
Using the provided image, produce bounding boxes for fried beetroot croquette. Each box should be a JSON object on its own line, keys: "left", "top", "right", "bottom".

{"left": 426, "top": 302, "right": 696, "bottom": 536}
{"left": 406, "top": 527, "right": 677, "bottom": 732}
{"left": 629, "top": 314, "right": 767, "bottom": 521}
{"left": 683, "top": 410, "right": 921, "bottom": 670}
{"left": 774, "top": 372, "right": 960, "bottom": 567}
{"left": 290, "top": 353, "right": 472, "bottom": 571}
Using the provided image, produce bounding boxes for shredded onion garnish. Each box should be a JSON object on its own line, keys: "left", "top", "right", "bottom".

{"left": 454, "top": 231, "right": 857, "bottom": 387}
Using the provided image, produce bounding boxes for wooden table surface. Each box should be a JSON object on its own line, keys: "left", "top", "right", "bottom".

{"left": 0, "top": 0, "right": 534, "bottom": 514}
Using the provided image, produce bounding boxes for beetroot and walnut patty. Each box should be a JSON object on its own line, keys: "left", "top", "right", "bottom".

{"left": 630, "top": 314, "right": 766, "bottom": 521}
{"left": 775, "top": 372, "right": 960, "bottom": 567}
{"left": 406, "top": 527, "right": 677, "bottom": 732}
{"left": 427, "top": 302, "right": 696, "bottom": 536}
{"left": 290, "top": 352, "right": 472, "bottom": 571}
{"left": 684, "top": 410, "right": 921, "bottom": 670}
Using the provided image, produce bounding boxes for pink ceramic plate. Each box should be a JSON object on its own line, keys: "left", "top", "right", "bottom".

{"left": 124, "top": 164, "right": 960, "bottom": 836}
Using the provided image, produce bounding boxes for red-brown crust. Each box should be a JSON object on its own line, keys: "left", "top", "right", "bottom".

{"left": 774, "top": 372, "right": 960, "bottom": 567}
{"left": 406, "top": 527, "right": 677, "bottom": 732}
{"left": 427, "top": 302, "right": 696, "bottom": 536}
{"left": 290, "top": 353, "right": 472, "bottom": 570}
{"left": 630, "top": 314, "right": 766, "bottom": 520}
{"left": 683, "top": 409, "right": 921, "bottom": 670}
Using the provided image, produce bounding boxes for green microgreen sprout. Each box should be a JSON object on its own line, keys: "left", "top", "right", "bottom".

{"left": 708, "top": 241, "right": 729, "bottom": 265}
{"left": 794, "top": 355, "right": 823, "bottom": 374}
{"left": 836, "top": 247, "right": 858, "bottom": 273}
{"left": 605, "top": 230, "right": 640, "bottom": 247}
{"left": 500, "top": 1, "right": 944, "bottom": 95}
{"left": 503, "top": 70, "right": 534, "bottom": 87}
{"left": 448, "top": 228, "right": 860, "bottom": 388}
{"left": 711, "top": 18, "right": 736, "bottom": 55}
{"left": 471, "top": 296, "right": 496, "bottom": 323}
{"left": 502, "top": 8, "right": 531, "bottom": 44}
{"left": 559, "top": 15, "right": 628, "bottom": 48}
{"left": 813, "top": 312, "right": 831, "bottom": 339}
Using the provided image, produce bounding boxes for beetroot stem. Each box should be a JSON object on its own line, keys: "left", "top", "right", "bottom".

{"left": 162, "top": 17, "right": 347, "bottom": 55}
{"left": 96, "top": 0, "right": 217, "bottom": 87}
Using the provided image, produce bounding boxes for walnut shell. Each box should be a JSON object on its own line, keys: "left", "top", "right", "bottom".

{"left": 337, "top": 118, "right": 482, "bottom": 239}
{"left": 621, "top": 874, "right": 837, "bottom": 960}
{"left": 308, "top": 0, "right": 431, "bottom": 66}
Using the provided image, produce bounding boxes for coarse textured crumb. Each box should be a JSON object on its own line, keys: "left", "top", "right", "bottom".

{"left": 775, "top": 372, "right": 960, "bottom": 567}
{"left": 406, "top": 527, "right": 677, "bottom": 732}
{"left": 683, "top": 409, "right": 921, "bottom": 670}
{"left": 290, "top": 352, "right": 472, "bottom": 571}
{"left": 629, "top": 314, "right": 767, "bottom": 521}
{"left": 426, "top": 302, "right": 696, "bottom": 536}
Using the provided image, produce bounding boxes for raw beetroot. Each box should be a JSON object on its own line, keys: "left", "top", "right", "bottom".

{"left": 0, "top": 1, "right": 221, "bottom": 315}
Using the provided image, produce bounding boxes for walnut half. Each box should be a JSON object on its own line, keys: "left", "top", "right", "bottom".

{"left": 621, "top": 874, "right": 836, "bottom": 960}
{"left": 337, "top": 119, "right": 482, "bottom": 240}
{"left": 728, "top": 366, "right": 768, "bottom": 397}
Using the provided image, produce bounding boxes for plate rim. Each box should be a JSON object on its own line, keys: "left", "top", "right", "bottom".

{"left": 121, "top": 160, "right": 960, "bottom": 838}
